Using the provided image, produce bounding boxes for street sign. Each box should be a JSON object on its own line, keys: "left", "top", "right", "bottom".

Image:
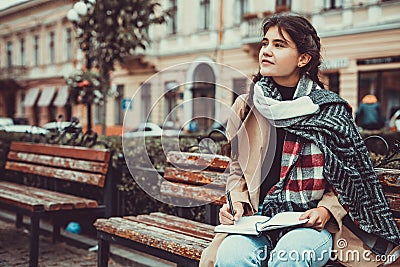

{"left": 122, "top": 98, "right": 132, "bottom": 110}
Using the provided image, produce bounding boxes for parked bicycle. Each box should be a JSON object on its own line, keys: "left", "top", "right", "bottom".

{"left": 22, "top": 115, "right": 108, "bottom": 148}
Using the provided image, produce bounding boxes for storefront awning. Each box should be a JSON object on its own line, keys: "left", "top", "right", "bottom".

{"left": 37, "top": 86, "right": 56, "bottom": 107}
{"left": 53, "top": 86, "right": 69, "bottom": 107}
{"left": 23, "top": 87, "right": 40, "bottom": 107}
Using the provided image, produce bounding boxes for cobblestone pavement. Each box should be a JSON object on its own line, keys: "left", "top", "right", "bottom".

{"left": 0, "top": 219, "right": 124, "bottom": 267}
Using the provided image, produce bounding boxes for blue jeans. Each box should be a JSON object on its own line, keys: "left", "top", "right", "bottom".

{"left": 215, "top": 227, "right": 332, "bottom": 267}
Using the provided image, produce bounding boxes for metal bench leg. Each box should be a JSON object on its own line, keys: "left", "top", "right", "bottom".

{"left": 29, "top": 214, "right": 40, "bottom": 267}
{"left": 205, "top": 205, "right": 220, "bottom": 225}
{"left": 16, "top": 213, "right": 23, "bottom": 228}
{"left": 52, "top": 218, "right": 61, "bottom": 243}
{"left": 177, "top": 207, "right": 191, "bottom": 219}
{"left": 98, "top": 237, "right": 110, "bottom": 267}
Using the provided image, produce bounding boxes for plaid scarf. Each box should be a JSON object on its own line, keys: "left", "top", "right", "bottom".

{"left": 254, "top": 76, "right": 400, "bottom": 253}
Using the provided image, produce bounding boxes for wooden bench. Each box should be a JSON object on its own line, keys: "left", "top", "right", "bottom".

{"left": 94, "top": 152, "right": 400, "bottom": 267}
{"left": 0, "top": 141, "right": 115, "bottom": 267}
{"left": 375, "top": 168, "right": 400, "bottom": 228}
{"left": 94, "top": 151, "right": 230, "bottom": 267}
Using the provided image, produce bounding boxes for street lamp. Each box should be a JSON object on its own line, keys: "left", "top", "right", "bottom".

{"left": 67, "top": 0, "right": 96, "bottom": 132}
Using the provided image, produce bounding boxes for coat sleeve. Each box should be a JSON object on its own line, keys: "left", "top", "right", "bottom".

{"left": 318, "top": 189, "right": 348, "bottom": 233}
{"left": 224, "top": 95, "right": 254, "bottom": 214}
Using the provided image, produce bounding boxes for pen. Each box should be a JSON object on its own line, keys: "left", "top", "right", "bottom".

{"left": 226, "top": 190, "right": 235, "bottom": 223}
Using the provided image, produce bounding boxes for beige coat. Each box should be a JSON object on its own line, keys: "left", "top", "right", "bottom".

{"left": 199, "top": 95, "right": 399, "bottom": 267}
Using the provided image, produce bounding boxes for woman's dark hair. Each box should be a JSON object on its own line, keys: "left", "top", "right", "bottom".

{"left": 245, "top": 13, "right": 324, "bottom": 119}
{"left": 262, "top": 13, "right": 323, "bottom": 85}
{"left": 226, "top": 13, "right": 324, "bottom": 159}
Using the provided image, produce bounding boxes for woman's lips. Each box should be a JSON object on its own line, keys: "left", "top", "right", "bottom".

{"left": 261, "top": 59, "right": 274, "bottom": 64}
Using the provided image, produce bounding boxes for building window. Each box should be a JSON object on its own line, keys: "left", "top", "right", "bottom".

{"left": 66, "top": 28, "right": 73, "bottom": 61}
{"left": 235, "top": 0, "right": 248, "bottom": 24}
{"left": 327, "top": 73, "right": 340, "bottom": 94}
{"left": 167, "top": 0, "right": 177, "bottom": 34}
{"left": 200, "top": 0, "right": 210, "bottom": 30}
{"left": 141, "top": 83, "right": 151, "bottom": 122}
{"left": 20, "top": 91, "right": 25, "bottom": 115}
{"left": 49, "top": 31, "right": 55, "bottom": 64}
{"left": 6, "top": 41, "right": 13, "bottom": 67}
{"left": 94, "top": 105, "right": 101, "bottom": 125}
{"left": 324, "top": 0, "right": 343, "bottom": 10}
{"left": 276, "top": 0, "right": 291, "bottom": 12}
{"left": 232, "top": 78, "right": 247, "bottom": 104}
{"left": 33, "top": 35, "right": 39, "bottom": 66}
{"left": 20, "top": 38, "right": 25, "bottom": 66}
{"left": 164, "top": 81, "right": 178, "bottom": 122}
{"left": 114, "top": 85, "right": 124, "bottom": 125}
{"left": 359, "top": 69, "right": 400, "bottom": 120}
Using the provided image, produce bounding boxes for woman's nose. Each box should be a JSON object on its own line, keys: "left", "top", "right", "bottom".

{"left": 261, "top": 45, "right": 272, "bottom": 56}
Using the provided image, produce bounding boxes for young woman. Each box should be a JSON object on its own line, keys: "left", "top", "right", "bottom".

{"left": 199, "top": 13, "right": 400, "bottom": 267}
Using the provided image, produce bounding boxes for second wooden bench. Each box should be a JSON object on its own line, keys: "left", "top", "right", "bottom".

{"left": 94, "top": 151, "right": 230, "bottom": 267}
{"left": 94, "top": 154, "right": 400, "bottom": 267}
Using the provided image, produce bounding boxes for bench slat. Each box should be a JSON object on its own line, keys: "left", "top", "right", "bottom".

{"left": 0, "top": 182, "right": 98, "bottom": 210}
{"left": 10, "top": 142, "right": 110, "bottom": 162}
{"left": 95, "top": 216, "right": 210, "bottom": 247}
{"left": 164, "top": 167, "right": 227, "bottom": 189}
{"left": 8, "top": 151, "right": 109, "bottom": 174}
{"left": 160, "top": 181, "right": 226, "bottom": 205}
{"left": 385, "top": 192, "right": 400, "bottom": 213}
{"left": 0, "top": 182, "right": 65, "bottom": 210}
{"left": 127, "top": 214, "right": 214, "bottom": 241}
{"left": 167, "top": 151, "right": 230, "bottom": 171}
{"left": 5, "top": 161, "right": 106, "bottom": 187}
{"left": 149, "top": 212, "right": 215, "bottom": 231}
{"left": 94, "top": 216, "right": 209, "bottom": 260}
{"left": 0, "top": 186, "right": 47, "bottom": 211}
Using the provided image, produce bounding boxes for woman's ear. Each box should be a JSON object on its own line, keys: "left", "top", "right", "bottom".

{"left": 297, "top": 53, "right": 312, "bottom": 68}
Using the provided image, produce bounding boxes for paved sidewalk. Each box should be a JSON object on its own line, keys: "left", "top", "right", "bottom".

{"left": 0, "top": 218, "right": 122, "bottom": 267}
{"left": 0, "top": 210, "right": 175, "bottom": 267}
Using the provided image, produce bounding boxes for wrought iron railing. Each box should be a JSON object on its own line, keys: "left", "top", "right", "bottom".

{"left": 364, "top": 135, "right": 400, "bottom": 168}
{"left": 22, "top": 116, "right": 109, "bottom": 148}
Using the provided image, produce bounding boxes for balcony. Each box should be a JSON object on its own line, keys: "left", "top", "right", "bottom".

{"left": 240, "top": 16, "right": 264, "bottom": 59}
{"left": 314, "top": 1, "right": 400, "bottom": 36}
{"left": 0, "top": 66, "right": 28, "bottom": 80}
{"left": 241, "top": 17, "right": 264, "bottom": 41}
{"left": 0, "top": 66, "right": 28, "bottom": 89}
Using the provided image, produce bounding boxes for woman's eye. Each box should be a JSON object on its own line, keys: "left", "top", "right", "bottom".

{"left": 275, "top": 43, "right": 284, "bottom": 48}
{"left": 261, "top": 42, "right": 268, "bottom": 47}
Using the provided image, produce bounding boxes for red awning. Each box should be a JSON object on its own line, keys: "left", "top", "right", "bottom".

{"left": 37, "top": 86, "right": 56, "bottom": 107}
{"left": 53, "top": 86, "right": 69, "bottom": 107}
{"left": 23, "top": 87, "right": 40, "bottom": 107}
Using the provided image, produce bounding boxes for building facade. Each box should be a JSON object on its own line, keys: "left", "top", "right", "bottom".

{"left": 1, "top": 0, "right": 399, "bottom": 134}
{"left": 0, "top": 0, "right": 78, "bottom": 126}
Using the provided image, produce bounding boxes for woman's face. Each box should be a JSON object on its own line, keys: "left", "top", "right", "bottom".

{"left": 258, "top": 25, "right": 303, "bottom": 87}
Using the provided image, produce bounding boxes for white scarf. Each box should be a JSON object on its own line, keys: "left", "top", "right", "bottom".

{"left": 252, "top": 77, "right": 319, "bottom": 123}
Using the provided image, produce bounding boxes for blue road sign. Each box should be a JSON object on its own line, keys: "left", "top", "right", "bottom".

{"left": 122, "top": 98, "right": 132, "bottom": 110}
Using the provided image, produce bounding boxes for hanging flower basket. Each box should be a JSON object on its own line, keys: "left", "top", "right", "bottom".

{"left": 65, "top": 70, "right": 104, "bottom": 105}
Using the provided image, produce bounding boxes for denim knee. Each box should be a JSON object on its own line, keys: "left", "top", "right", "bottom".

{"left": 268, "top": 228, "right": 332, "bottom": 267}
{"left": 215, "top": 234, "right": 271, "bottom": 267}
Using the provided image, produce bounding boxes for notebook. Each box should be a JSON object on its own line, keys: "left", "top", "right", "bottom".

{"left": 214, "top": 212, "right": 309, "bottom": 235}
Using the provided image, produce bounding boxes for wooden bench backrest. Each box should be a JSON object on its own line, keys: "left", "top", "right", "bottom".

{"left": 375, "top": 167, "right": 400, "bottom": 226}
{"left": 5, "top": 142, "right": 111, "bottom": 188}
{"left": 161, "top": 151, "right": 230, "bottom": 205}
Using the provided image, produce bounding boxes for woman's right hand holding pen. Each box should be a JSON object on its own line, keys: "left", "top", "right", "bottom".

{"left": 219, "top": 202, "right": 244, "bottom": 225}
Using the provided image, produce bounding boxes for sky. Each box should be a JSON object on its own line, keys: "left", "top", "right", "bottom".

{"left": 0, "top": 0, "right": 30, "bottom": 11}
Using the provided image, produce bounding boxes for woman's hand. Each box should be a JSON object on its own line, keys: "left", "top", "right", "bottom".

{"left": 300, "top": 207, "right": 331, "bottom": 231}
{"left": 219, "top": 202, "right": 244, "bottom": 225}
